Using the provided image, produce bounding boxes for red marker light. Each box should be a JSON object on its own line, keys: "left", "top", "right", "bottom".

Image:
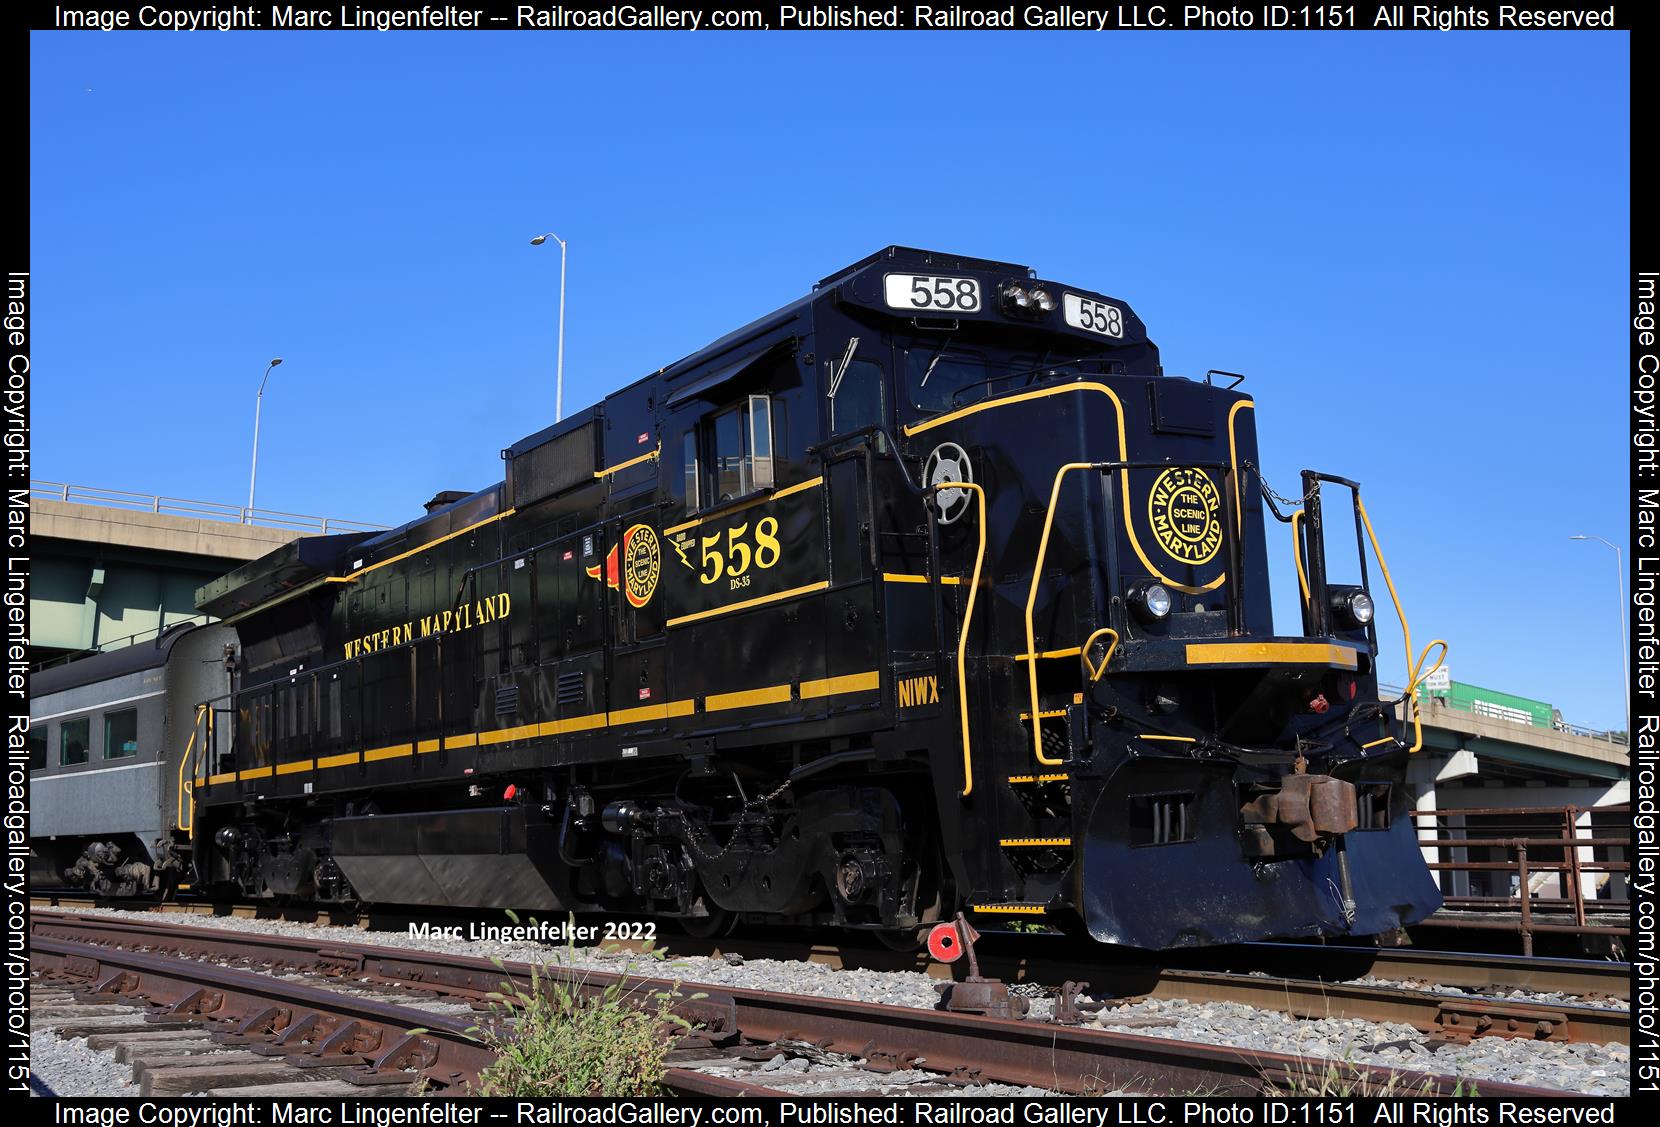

{"left": 504, "top": 784, "right": 518, "bottom": 800}
{"left": 1308, "top": 694, "right": 1330, "bottom": 715}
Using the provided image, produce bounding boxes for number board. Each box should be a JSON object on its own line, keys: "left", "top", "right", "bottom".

{"left": 1063, "top": 293, "right": 1125, "bottom": 338}
{"left": 884, "top": 273, "right": 982, "bottom": 314}
{"left": 662, "top": 484, "right": 825, "bottom": 627}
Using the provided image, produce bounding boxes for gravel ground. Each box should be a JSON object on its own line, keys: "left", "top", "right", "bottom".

{"left": 1349, "top": 975, "right": 1629, "bottom": 1012}
{"left": 1089, "top": 997, "right": 1629, "bottom": 1097}
{"left": 46, "top": 907, "right": 1628, "bottom": 1097}
{"left": 29, "top": 1028, "right": 138, "bottom": 1098}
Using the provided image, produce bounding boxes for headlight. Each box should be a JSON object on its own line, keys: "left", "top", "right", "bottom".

{"left": 1005, "top": 285, "right": 1031, "bottom": 309}
{"left": 1130, "top": 582, "right": 1173, "bottom": 621}
{"left": 1330, "top": 586, "right": 1374, "bottom": 627}
{"left": 1031, "top": 288, "right": 1056, "bottom": 312}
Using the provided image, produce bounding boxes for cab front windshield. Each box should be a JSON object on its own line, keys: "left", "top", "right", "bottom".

{"left": 901, "top": 343, "right": 1105, "bottom": 416}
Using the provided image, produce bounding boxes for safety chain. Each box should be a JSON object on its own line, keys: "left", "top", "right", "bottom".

{"left": 744, "top": 778, "right": 793, "bottom": 810}
{"left": 1245, "top": 460, "right": 1320, "bottom": 511}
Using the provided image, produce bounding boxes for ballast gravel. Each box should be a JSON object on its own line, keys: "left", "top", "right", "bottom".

{"left": 28, "top": 1029, "right": 137, "bottom": 1098}
{"left": 1088, "top": 997, "right": 1629, "bottom": 1097}
{"left": 42, "top": 907, "right": 1629, "bottom": 1097}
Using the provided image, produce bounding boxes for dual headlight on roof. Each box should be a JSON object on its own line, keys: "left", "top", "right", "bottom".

{"left": 1001, "top": 282, "right": 1056, "bottom": 317}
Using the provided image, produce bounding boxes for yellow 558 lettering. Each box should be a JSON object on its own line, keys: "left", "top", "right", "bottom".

{"left": 699, "top": 517, "right": 781, "bottom": 587}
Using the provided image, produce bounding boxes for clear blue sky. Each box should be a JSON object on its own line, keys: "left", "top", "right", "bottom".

{"left": 30, "top": 31, "right": 1630, "bottom": 728}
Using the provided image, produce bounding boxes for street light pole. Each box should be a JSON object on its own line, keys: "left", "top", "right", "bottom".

{"left": 530, "top": 232, "right": 567, "bottom": 422}
{"left": 247, "top": 357, "right": 283, "bottom": 523}
{"left": 1570, "top": 534, "right": 1629, "bottom": 741}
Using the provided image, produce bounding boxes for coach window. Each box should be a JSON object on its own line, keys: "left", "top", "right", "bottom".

{"left": 104, "top": 709, "right": 138, "bottom": 759}
{"left": 28, "top": 727, "right": 46, "bottom": 771}
{"left": 60, "top": 716, "right": 90, "bottom": 766}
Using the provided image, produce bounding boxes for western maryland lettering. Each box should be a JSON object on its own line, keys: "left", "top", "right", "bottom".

{"left": 343, "top": 593, "right": 511, "bottom": 660}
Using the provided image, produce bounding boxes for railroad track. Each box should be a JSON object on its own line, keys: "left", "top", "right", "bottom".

{"left": 589, "top": 933, "right": 1631, "bottom": 1046}
{"left": 31, "top": 911, "right": 1576, "bottom": 1097}
{"left": 32, "top": 900, "right": 1631, "bottom": 1048}
{"left": 31, "top": 895, "right": 1631, "bottom": 1002}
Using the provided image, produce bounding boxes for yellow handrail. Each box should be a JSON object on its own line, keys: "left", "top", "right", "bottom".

{"left": 932, "top": 481, "right": 987, "bottom": 798}
{"left": 175, "top": 704, "right": 207, "bottom": 837}
{"left": 1024, "top": 463, "right": 1100, "bottom": 767}
{"left": 1290, "top": 509, "right": 1310, "bottom": 606}
{"left": 1356, "top": 498, "right": 1448, "bottom": 754}
{"left": 1081, "top": 627, "right": 1120, "bottom": 683}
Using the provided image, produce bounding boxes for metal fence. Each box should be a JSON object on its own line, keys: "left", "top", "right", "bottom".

{"left": 31, "top": 480, "right": 388, "bottom": 535}
{"left": 1411, "top": 804, "right": 1630, "bottom": 955}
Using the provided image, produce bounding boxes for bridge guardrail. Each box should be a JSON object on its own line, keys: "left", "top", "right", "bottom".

{"left": 31, "top": 480, "right": 388, "bottom": 535}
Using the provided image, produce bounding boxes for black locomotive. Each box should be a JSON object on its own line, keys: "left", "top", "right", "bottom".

{"left": 179, "top": 247, "right": 1442, "bottom": 948}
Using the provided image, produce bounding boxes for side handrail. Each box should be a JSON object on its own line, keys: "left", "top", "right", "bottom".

{"left": 1290, "top": 509, "right": 1310, "bottom": 606}
{"left": 1081, "top": 627, "right": 1119, "bottom": 683}
{"left": 930, "top": 480, "right": 986, "bottom": 799}
{"left": 1025, "top": 463, "right": 1103, "bottom": 767}
{"left": 175, "top": 704, "right": 207, "bottom": 837}
{"left": 1355, "top": 498, "right": 1448, "bottom": 753}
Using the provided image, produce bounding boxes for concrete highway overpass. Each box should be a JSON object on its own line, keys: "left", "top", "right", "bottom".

{"left": 29, "top": 483, "right": 385, "bottom": 665}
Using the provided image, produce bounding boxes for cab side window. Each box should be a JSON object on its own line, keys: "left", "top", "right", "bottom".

{"left": 829, "top": 359, "right": 885, "bottom": 438}
{"left": 694, "top": 395, "right": 775, "bottom": 507}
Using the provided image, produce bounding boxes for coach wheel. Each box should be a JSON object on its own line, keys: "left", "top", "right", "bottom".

{"left": 923, "top": 442, "right": 975, "bottom": 525}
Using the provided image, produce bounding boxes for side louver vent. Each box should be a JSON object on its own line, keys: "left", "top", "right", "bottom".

{"left": 556, "top": 671, "right": 585, "bottom": 709}
{"left": 495, "top": 684, "right": 519, "bottom": 717}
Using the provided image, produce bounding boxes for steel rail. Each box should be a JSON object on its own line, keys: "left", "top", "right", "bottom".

{"left": 31, "top": 911, "right": 1572, "bottom": 1097}
{"left": 31, "top": 928, "right": 789, "bottom": 1096}
{"left": 31, "top": 899, "right": 1630, "bottom": 1005}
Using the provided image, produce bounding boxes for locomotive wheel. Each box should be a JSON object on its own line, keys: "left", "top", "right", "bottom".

{"left": 677, "top": 906, "right": 735, "bottom": 939}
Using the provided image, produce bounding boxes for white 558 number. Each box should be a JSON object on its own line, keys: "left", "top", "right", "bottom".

{"left": 1064, "top": 293, "right": 1125, "bottom": 338}
{"left": 884, "top": 273, "right": 981, "bottom": 314}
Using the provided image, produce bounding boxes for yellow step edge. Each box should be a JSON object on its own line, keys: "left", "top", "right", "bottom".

{"left": 1007, "top": 773, "right": 1070, "bottom": 784}
{"left": 1019, "top": 710, "right": 1067, "bottom": 721}
{"left": 969, "top": 903, "right": 1050, "bottom": 916}
{"left": 999, "top": 837, "right": 1073, "bottom": 847}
